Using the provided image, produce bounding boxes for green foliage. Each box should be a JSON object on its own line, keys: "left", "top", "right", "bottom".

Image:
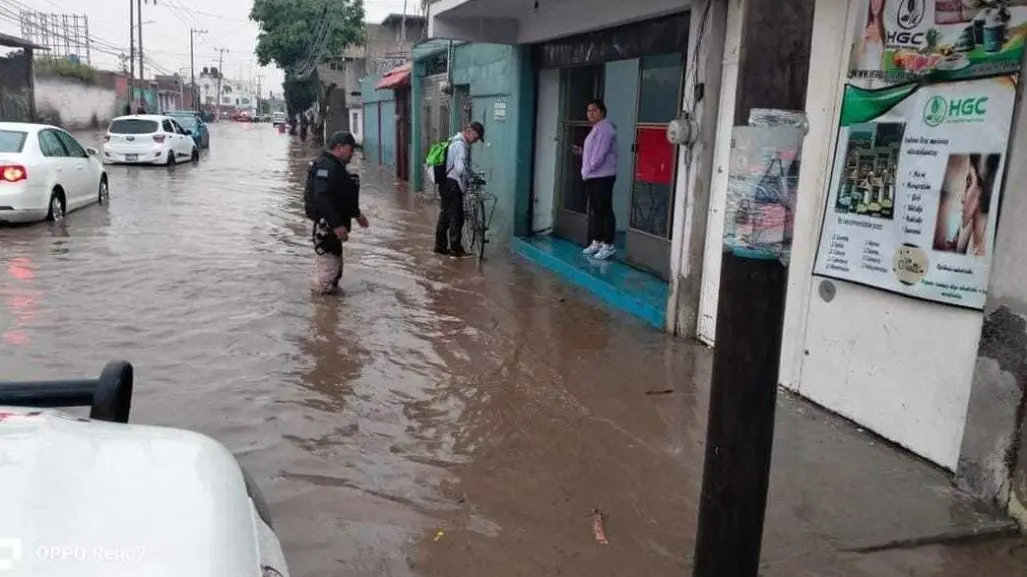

{"left": 250, "top": 0, "right": 364, "bottom": 121}
{"left": 35, "top": 58, "right": 99, "bottom": 85}
{"left": 249, "top": 0, "right": 365, "bottom": 71}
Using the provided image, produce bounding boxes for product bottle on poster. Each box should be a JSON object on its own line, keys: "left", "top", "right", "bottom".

{"left": 837, "top": 171, "right": 854, "bottom": 213}
{"left": 868, "top": 171, "right": 883, "bottom": 217}
{"left": 984, "top": 8, "right": 1006, "bottom": 53}
{"left": 880, "top": 171, "right": 894, "bottom": 218}
{"left": 855, "top": 177, "right": 870, "bottom": 215}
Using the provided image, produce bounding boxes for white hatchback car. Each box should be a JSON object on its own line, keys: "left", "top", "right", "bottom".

{"left": 102, "top": 115, "right": 199, "bottom": 166}
{"left": 0, "top": 122, "right": 109, "bottom": 224}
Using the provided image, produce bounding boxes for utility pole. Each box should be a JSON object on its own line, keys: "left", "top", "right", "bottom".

{"left": 214, "top": 48, "right": 229, "bottom": 120}
{"left": 136, "top": 0, "right": 144, "bottom": 85}
{"left": 256, "top": 74, "right": 264, "bottom": 115}
{"left": 190, "top": 28, "right": 207, "bottom": 110}
{"left": 128, "top": 0, "right": 135, "bottom": 109}
{"left": 690, "top": 1, "right": 817, "bottom": 576}
{"left": 400, "top": 0, "right": 408, "bottom": 45}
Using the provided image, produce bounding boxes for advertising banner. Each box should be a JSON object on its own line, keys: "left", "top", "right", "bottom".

{"left": 850, "top": 0, "right": 1027, "bottom": 84}
{"left": 812, "top": 74, "right": 1017, "bottom": 309}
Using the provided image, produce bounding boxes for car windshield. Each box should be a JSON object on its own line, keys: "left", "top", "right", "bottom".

{"left": 0, "top": 130, "right": 27, "bottom": 152}
{"left": 109, "top": 119, "right": 159, "bottom": 134}
{"left": 172, "top": 116, "right": 198, "bottom": 130}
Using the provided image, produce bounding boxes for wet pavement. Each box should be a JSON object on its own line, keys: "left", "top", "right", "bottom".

{"left": 1, "top": 122, "right": 1026, "bottom": 576}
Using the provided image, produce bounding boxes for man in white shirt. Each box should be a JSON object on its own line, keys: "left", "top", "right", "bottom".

{"left": 435, "top": 121, "right": 485, "bottom": 258}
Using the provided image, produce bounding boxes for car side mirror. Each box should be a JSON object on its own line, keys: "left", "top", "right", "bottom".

{"left": 86, "top": 147, "right": 97, "bottom": 156}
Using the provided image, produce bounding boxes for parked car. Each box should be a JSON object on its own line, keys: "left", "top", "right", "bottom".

{"left": 165, "top": 110, "right": 210, "bottom": 149}
{"left": 102, "top": 115, "right": 199, "bottom": 166}
{"left": 0, "top": 360, "right": 292, "bottom": 577}
{"left": 271, "top": 111, "right": 287, "bottom": 126}
{"left": 0, "top": 122, "right": 109, "bottom": 224}
{"left": 232, "top": 111, "right": 253, "bottom": 122}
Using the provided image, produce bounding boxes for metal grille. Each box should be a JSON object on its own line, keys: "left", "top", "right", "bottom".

{"left": 19, "top": 11, "right": 91, "bottom": 65}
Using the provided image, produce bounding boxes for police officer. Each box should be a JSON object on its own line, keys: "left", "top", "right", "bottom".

{"left": 304, "top": 131, "right": 369, "bottom": 295}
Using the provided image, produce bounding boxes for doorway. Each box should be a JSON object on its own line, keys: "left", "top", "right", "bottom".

{"left": 395, "top": 87, "right": 410, "bottom": 181}
{"left": 624, "top": 53, "right": 684, "bottom": 279}
{"left": 554, "top": 65, "right": 604, "bottom": 245}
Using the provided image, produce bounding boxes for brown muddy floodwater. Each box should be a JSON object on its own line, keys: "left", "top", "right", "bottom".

{"left": 1, "top": 123, "right": 1025, "bottom": 577}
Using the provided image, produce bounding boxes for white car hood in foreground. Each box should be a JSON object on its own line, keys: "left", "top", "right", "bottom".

{"left": 0, "top": 407, "right": 264, "bottom": 577}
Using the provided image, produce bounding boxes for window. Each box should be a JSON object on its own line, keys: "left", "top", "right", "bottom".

{"left": 169, "top": 119, "right": 187, "bottom": 134}
{"left": 162, "top": 120, "right": 176, "bottom": 133}
{"left": 637, "top": 53, "right": 684, "bottom": 124}
{"left": 561, "top": 65, "right": 604, "bottom": 122}
{"left": 54, "top": 131, "right": 87, "bottom": 158}
{"left": 38, "top": 130, "right": 67, "bottom": 157}
{"left": 109, "top": 119, "right": 158, "bottom": 134}
{"left": 0, "top": 130, "right": 27, "bottom": 153}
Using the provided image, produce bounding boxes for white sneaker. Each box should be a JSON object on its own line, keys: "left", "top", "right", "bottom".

{"left": 582, "top": 240, "right": 602, "bottom": 255}
{"left": 594, "top": 244, "right": 617, "bottom": 260}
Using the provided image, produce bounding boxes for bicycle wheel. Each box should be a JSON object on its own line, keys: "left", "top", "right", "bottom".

{"left": 463, "top": 195, "right": 479, "bottom": 255}
{"left": 472, "top": 196, "right": 486, "bottom": 262}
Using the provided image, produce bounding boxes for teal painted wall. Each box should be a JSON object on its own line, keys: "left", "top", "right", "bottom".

{"left": 380, "top": 99, "right": 396, "bottom": 167}
{"left": 359, "top": 74, "right": 396, "bottom": 167}
{"left": 602, "top": 59, "right": 639, "bottom": 232}
{"left": 410, "top": 42, "right": 534, "bottom": 239}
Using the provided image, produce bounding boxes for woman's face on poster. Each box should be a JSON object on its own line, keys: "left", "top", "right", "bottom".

{"left": 871, "top": 0, "right": 885, "bottom": 17}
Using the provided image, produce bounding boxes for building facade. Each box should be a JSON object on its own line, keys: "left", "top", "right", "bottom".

{"left": 426, "top": 0, "right": 1027, "bottom": 522}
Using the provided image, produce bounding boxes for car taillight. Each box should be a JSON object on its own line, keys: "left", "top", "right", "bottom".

{"left": 103, "top": 134, "right": 110, "bottom": 143}
{"left": 153, "top": 134, "right": 165, "bottom": 143}
{"left": 1, "top": 165, "right": 27, "bottom": 183}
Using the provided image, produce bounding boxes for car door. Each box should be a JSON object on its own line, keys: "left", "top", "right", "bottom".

{"left": 169, "top": 119, "right": 189, "bottom": 154}
{"left": 37, "top": 129, "right": 74, "bottom": 200}
{"left": 170, "top": 119, "right": 194, "bottom": 157}
{"left": 52, "top": 130, "right": 94, "bottom": 207}
{"left": 161, "top": 119, "right": 183, "bottom": 160}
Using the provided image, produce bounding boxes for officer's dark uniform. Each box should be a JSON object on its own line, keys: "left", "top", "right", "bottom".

{"left": 303, "top": 132, "right": 362, "bottom": 293}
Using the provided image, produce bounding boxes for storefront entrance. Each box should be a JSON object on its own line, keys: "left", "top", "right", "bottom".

{"left": 536, "top": 13, "right": 688, "bottom": 282}
{"left": 553, "top": 65, "right": 603, "bottom": 245}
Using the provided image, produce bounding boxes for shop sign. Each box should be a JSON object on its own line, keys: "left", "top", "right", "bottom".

{"left": 493, "top": 100, "right": 507, "bottom": 121}
{"left": 849, "top": 0, "right": 1027, "bottom": 84}
{"left": 812, "top": 74, "right": 1017, "bottom": 309}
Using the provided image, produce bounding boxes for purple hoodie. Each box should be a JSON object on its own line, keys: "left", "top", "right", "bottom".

{"left": 581, "top": 118, "right": 617, "bottom": 180}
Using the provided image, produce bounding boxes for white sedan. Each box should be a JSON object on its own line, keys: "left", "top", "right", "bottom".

{"left": 0, "top": 122, "right": 109, "bottom": 224}
{"left": 102, "top": 115, "right": 199, "bottom": 166}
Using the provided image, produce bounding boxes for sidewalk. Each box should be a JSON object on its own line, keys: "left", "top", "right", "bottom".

{"left": 337, "top": 165, "right": 1025, "bottom": 576}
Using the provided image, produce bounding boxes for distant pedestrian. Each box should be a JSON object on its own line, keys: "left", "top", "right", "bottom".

{"left": 303, "top": 131, "right": 369, "bottom": 295}
{"left": 136, "top": 103, "right": 147, "bottom": 114}
{"left": 576, "top": 98, "right": 618, "bottom": 260}
{"left": 434, "top": 121, "right": 484, "bottom": 258}
{"left": 299, "top": 112, "right": 309, "bottom": 142}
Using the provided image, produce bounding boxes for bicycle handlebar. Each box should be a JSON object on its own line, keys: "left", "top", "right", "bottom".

{"left": 0, "top": 360, "right": 135, "bottom": 423}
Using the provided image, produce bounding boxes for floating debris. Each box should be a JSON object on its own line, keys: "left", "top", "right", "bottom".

{"left": 591, "top": 509, "right": 609, "bottom": 545}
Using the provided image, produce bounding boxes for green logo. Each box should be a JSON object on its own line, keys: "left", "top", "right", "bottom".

{"left": 924, "top": 96, "right": 947, "bottom": 126}
{"left": 923, "top": 95, "right": 989, "bottom": 126}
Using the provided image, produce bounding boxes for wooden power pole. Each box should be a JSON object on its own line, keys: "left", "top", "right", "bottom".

{"left": 691, "top": 0, "right": 817, "bottom": 576}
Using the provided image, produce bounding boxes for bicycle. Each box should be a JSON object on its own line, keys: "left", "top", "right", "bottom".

{"left": 463, "top": 171, "right": 497, "bottom": 262}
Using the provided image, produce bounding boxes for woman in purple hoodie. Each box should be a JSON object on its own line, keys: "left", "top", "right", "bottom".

{"left": 577, "top": 99, "right": 618, "bottom": 260}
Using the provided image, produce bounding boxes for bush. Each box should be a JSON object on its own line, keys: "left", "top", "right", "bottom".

{"left": 35, "top": 58, "right": 98, "bottom": 85}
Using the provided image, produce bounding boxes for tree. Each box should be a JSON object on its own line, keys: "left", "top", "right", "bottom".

{"left": 250, "top": 0, "right": 364, "bottom": 122}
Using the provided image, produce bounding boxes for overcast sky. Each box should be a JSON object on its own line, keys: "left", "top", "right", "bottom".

{"left": 0, "top": 0, "right": 422, "bottom": 97}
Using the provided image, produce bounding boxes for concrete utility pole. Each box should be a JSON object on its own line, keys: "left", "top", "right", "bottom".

{"left": 690, "top": 0, "right": 817, "bottom": 576}
{"left": 214, "top": 48, "right": 229, "bottom": 119}
{"left": 128, "top": 0, "right": 135, "bottom": 105}
{"left": 136, "top": 0, "right": 144, "bottom": 82}
{"left": 190, "top": 28, "right": 207, "bottom": 110}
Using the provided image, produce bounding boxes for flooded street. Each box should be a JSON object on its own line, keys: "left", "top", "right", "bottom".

{"left": 1, "top": 123, "right": 1026, "bottom": 577}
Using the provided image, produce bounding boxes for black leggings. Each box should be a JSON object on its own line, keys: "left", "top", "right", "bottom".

{"left": 585, "top": 176, "right": 616, "bottom": 244}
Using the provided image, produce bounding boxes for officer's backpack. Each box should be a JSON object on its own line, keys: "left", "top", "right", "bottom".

{"left": 425, "top": 139, "right": 450, "bottom": 184}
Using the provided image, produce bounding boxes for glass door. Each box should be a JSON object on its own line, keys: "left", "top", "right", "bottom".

{"left": 625, "top": 53, "right": 684, "bottom": 280}
{"left": 554, "top": 65, "right": 603, "bottom": 246}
